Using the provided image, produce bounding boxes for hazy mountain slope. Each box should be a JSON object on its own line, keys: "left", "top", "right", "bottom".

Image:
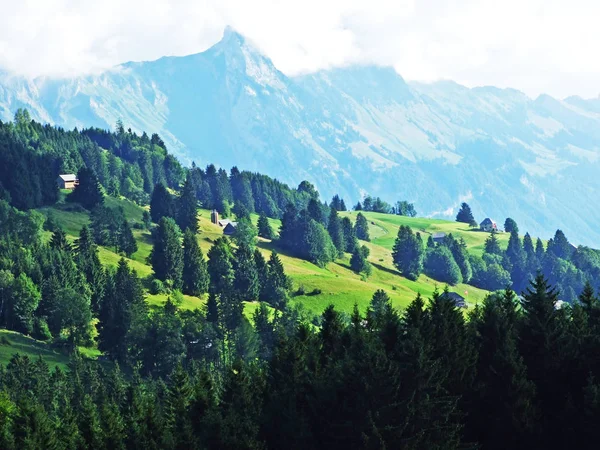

{"left": 1, "top": 28, "right": 600, "bottom": 245}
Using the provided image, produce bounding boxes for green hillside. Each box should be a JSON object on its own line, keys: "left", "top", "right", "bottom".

{"left": 0, "top": 330, "right": 102, "bottom": 369}
{"left": 38, "top": 197, "right": 497, "bottom": 319}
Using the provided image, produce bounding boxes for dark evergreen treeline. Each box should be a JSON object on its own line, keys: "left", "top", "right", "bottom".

{"left": 390, "top": 210, "right": 600, "bottom": 302}
{"left": 354, "top": 195, "right": 417, "bottom": 216}
{"left": 1, "top": 277, "right": 600, "bottom": 449}
{"left": 0, "top": 110, "right": 185, "bottom": 209}
{"left": 277, "top": 200, "right": 375, "bottom": 269}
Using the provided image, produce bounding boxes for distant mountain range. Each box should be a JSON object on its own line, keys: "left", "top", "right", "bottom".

{"left": 1, "top": 27, "right": 600, "bottom": 245}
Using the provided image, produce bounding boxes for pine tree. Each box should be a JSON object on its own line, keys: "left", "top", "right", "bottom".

{"left": 233, "top": 243, "right": 259, "bottom": 301}
{"left": 165, "top": 363, "right": 196, "bottom": 449}
{"left": 468, "top": 289, "right": 537, "bottom": 448}
{"left": 50, "top": 228, "right": 72, "bottom": 252}
{"left": 75, "top": 225, "right": 105, "bottom": 313}
{"left": 150, "top": 183, "right": 174, "bottom": 223}
{"left": 350, "top": 245, "right": 372, "bottom": 277}
{"left": 142, "top": 210, "right": 152, "bottom": 230}
{"left": 118, "top": 219, "right": 137, "bottom": 257}
{"left": 265, "top": 252, "right": 291, "bottom": 308}
{"left": 484, "top": 229, "right": 502, "bottom": 255}
{"left": 150, "top": 217, "right": 183, "bottom": 289}
{"left": 579, "top": 281, "right": 599, "bottom": 315}
{"left": 504, "top": 217, "right": 519, "bottom": 233}
{"left": 456, "top": 202, "right": 476, "bottom": 226}
{"left": 392, "top": 225, "right": 424, "bottom": 280}
{"left": 206, "top": 293, "right": 219, "bottom": 325}
{"left": 69, "top": 167, "right": 104, "bottom": 210}
{"left": 519, "top": 274, "right": 568, "bottom": 447}
{"left": 327, "top": 208, "right": 345, "bottom": 255}
{"left": 100, "top": 400, "right": 126, "bottom": 450}
{"left": 97, "top": 259, "right": 146, "bottom": 363}
{"left": 307, "top": 198, "right": 325, "bottom": 224}
{"left": 7, "top": 273, "right": 40, "bottom": 334}
{"left": 535, "top": 238, "right": 545, "bottom": 260}
{"left": 78, "top": 394, "right": 103, "bottom": 450}
{"left": 232, "top": 217, "right": 258, "bottom": 249}
{"left": 330, "top": 195, "right": 345, "bottom": 211}
{"left": 354, "top": 212, "right": 370, "bottom": 241}
{"left": 507, "top": 230, "right": 528, "bottom": 292}
{"left": 253, "top": 302, "right": 275, "bottom": 360}
{"left": 182, "top": 229, "right": 209, "bottom": 296}
{"left": 547, "top": 229, "right": 573, "bottom": 260}
{"left": 366, "top": 289, "right": 392, "bottom": 329}
{"left": 523, "top": 232, "right": 536, "bottom": 261}
{"left": 176, "top": 175, "right": 198, "bottom": 233}
{"left": 341, "top": 217, "right": 357, "bottom": 254}
{"left": 278, "top": 203, "right": 299, "bottom": 250}
{"left": 207, "top": 237, "right": 234, "bottom": 296}
{"left": 254, "top": 249, "right": 269, "bottom": 301}
{"left": 447, "top": 235, "right": 472, "bottom": 283}
{"left": 230, "top": 167, "right": 255, "bottom": 215}
{"left": 427, "top": 288, "right": 476, "bottom": 397}
{"left": 257, "top": 214, "right": 274, "bottom": 239}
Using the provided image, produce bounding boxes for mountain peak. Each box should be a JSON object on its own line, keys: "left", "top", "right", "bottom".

{"left": 219, "top": 26, "right": 246, "bottom": 49}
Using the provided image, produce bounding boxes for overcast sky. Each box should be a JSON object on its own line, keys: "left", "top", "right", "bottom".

{"left": 0, "top": 0, "right": 598, "bottom": 99}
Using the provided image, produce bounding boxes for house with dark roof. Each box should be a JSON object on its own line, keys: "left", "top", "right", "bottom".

{"left": 218, "top": 219, "right": 232, "bottom": 228}
{"left": 223, "top": 222, "right": 238, "bottom": 236}
{"left": 432, "top": 232, "right": 446, "bottom": 244}
{"left": 56, "top": 174, "right": 79, "bottom": 190}
{"left": 480, "top": 218, "right": 497, "bottom": 232}
{"left": 441, "top": 291, "right": 467, "bottom": 308}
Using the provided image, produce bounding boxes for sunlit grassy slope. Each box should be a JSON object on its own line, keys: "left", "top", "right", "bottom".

{"left": 39, "top": 196, "right": 510, "bottom": 318}
{"left": 0, "top": 330, "right": 72, "bottom": 369}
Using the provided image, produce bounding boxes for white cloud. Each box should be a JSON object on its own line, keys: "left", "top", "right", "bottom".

{"left": 0, "top": 0, "right": 599, "bottom": 99}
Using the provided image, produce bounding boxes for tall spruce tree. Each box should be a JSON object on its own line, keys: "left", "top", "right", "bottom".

{"left": 547, "top": 229, "right": 573, "bottom": 260}
{"left": 118, "top": 219, "right": 137, "bottom": 257}
{"left": 341, "top": 217, "right": 357, "bottom": 254}
{"left": 97, "top": 258, "right": 146, "bottom": 363}
{"left": 456, "top": 202, "right": 476, "bottom": 226}
{"left": 232, "top": 217, "right": 258, "bottom": 249}
{"left": 150, "top": 183, "right": 174, "bottom": 223}
{"left": 177, "top": 175, "right": 198, "bottom": 233}
{"left": 307, "top": 198, "right": 326, "bottom": 224}
{"left": 254, "top": 249, "right": 269, "bottom": 301}
{"left": 182, "top": 229, "right": 209, "bottom": 296}
{"left": 519, "top": 274, "right": 568, "bottom": 446}
{"left": 207, "top": 237, "right": 235, "bottom": 296}
{"left": 257, "top": 214, "right": 274, "bottom": 239}
{"left": 392, "top": 225, "right": 424, "bottom": 280}
{"left": 233, "top": 243, "right": 259, "bottom": 301}
{"left": 327, "top": 208, "right": 345, "bottom": 256}
{"left": 150, "top": 217, "right": 183, "bottom": 289}
{"left": 265, "top": 252, "right": 291, "bottom": 308}
{"left": 69, "top": 167, "right": 104, "bottom": 210}
{"left": 75, "top": 225, "right": 105, "bottom": 313}
{"left": 535, "top": 238, "right": 545, "bottom": 260}
{"left": 350, "top": 245, "right": 372, "bottom": 277}
{"left": 484, "top": 229, "right": 502, "bottom": 255}
{"left": 468, "top": 289, "right": 537, "bottom": 448}
{"left": 504, "top": 217, "right": 519, "bottom": 233}
{"left": 354, "top": 212, "right": 370, "bottom": 241}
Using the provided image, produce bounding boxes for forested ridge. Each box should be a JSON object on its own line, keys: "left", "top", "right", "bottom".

{"left": 1, "top": 111, "right": 600, "bottom": 448}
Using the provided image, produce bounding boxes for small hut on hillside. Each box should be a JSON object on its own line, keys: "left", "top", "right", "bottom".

{"left": 480, "top": 218, "right": 497, "bottom": 232}
{"left": 57, "top": 174, "right": 79, "bottom": 190}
